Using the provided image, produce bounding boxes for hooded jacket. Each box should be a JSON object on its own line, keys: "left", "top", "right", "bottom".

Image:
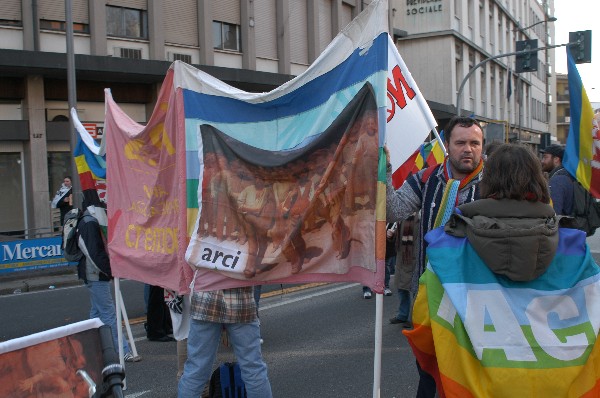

{"left": 443, "top": 198, "right": 561, "bottom": 282}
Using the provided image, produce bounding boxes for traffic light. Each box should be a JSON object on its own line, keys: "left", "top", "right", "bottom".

{"left": 569, "top": 30, "right": 592, "bottom": 64}
{"left": 515, "top": 39, "right": 538, "bottom": 73}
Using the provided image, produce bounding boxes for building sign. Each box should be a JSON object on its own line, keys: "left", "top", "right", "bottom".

{"left": 406, "top": 0, "right": 443, "bottom": 15}
{"left": 81, "top": 123, "right": 105, "bottom": 139}
{"left": 0, "top": 237, "right": 72, "bottom": 274}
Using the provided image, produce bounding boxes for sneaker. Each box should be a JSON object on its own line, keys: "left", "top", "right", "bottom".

{"left": 363, "top": 291, "right": 372, "bottom": 299}
{"left": 260, "top": 338, "right": 264, "bottom": 345}
{"left": 389, "top": 317, "right": 407, "bottom": 324}
{"left": 384, "top": 288, "right": 392, "bottom": 296}
{"left": 124, "top": 352, "right": 141, "bottom": 362}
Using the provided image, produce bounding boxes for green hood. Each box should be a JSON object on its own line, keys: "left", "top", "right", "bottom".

{"left": 443, "top": 199, "right": 560, "bottom": 282}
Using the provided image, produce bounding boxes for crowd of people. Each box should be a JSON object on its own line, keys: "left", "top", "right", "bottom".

{"left": 58, "top": 113, "right": 597, "bottom": 397}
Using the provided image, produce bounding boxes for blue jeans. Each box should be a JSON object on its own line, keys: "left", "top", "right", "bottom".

{"left": 178, "top": 319, "right": 272, "bottom": 398}
{"left": 86, "top": 281, "right": 130, "bottom": 354}
{"left": 396, "top": 289, "right": 411, "bottom": 322}
{"left": 385, "top": 256, "right": 396, "bottom": 288}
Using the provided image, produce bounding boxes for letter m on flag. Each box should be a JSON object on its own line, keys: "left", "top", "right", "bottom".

{"left": 388, "top": 65, "right": 416, "bottom": 112}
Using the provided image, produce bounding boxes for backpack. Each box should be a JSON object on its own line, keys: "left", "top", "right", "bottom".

{"left": 62, "top": 208, "right": 84, "bottom": 262}
{"left": 571, "top": 180, "right": 600, "bottom": 237}
{"left": 208, "top": 362, "right": 247, "bottom": 398}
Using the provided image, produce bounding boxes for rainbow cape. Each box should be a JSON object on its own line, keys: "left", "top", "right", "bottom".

{"left": 562, "top": 48, "right": 600, "bottom": 198}
{"left": 405, "top": 226, "right": 600, "bottom": 397}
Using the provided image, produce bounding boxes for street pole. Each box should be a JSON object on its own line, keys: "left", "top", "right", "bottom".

{"left": 65, "top": 0, "right": 81, "bottom": 208}
{"left": 456, "top": 42, "right": 570, "bottom": 116}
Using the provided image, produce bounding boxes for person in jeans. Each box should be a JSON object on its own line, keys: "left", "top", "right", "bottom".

{"left": 178, "top": 287, "right": 272, "bottom": 397}
{"left": 389, "top": 215, "right": 416, "bottom": 326}
{"left": 76, "top": 205, "right": 136, "bottom": 362}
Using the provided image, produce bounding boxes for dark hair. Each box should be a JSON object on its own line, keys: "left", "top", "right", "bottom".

{"left": 484, "top": 141, "right": 503, "bottom": 158}
{"left": 480, "top": 143, "right": 550, "bottom": 203}
{"left": 443, "top": 116, "right": 483, "bottom": 143}
{"left": 65, "top": 176, "right": 72, "bottom": 180}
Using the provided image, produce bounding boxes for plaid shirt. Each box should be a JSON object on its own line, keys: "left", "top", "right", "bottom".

{"left": 190, "top": 287, "right": 257, "bottom": 323}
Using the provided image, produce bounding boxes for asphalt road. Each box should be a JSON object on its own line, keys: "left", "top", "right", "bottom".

{"left": 2, "top": 233, "right": 599, "bottom": 397}
{"left": 0, "top": 281, "right": 416, "bottom": 397}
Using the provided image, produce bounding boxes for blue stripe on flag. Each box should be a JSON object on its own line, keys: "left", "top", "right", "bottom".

{"left": 183, "top": 34, "right": 388, "bottom": 123}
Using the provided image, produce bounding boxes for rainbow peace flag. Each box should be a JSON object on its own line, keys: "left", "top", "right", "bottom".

{"left": 405, "top": 226, "right": 600, "bottom": 397}
{"left": 563, "top": 48, "right": 600, "bottom": 198}
{"left": 392, "top": 136, "right": 445, "bottom": 189}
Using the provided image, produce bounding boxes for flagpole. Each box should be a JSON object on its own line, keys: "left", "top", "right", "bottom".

{"left": 373, "top": 292, "right": 383, "bottom": 398}
{"left": 431, "top": 128, "right": 447, "bottom": 157}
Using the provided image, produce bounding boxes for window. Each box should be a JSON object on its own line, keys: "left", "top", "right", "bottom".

{"left": 0, "top": 19, "right": 22, "bottom": 27}
{"left": 40, "top": 19, "right": 89, "bottom": 34}
{"left": 213, "top": 21, "right": 241, "bottom": 52}
{"left": 106, "top": 6, "right": 147, "bottom": 39}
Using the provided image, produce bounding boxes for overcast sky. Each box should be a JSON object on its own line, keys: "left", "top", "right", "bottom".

{"left": 553, "top": 0, "right": 599, "bottom": 103}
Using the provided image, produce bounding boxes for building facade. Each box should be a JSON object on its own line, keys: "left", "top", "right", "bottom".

{"left": 555, "top": 72, "right": 569, "bottom": 144}
{"left": 393, "top": 0, "right": 555, "bottom": 144}
{"left": 0, "top": 0, "right": 556, "bottom": 236}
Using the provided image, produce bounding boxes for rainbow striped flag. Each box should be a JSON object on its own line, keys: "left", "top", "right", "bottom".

{"left": 563, "top": 48, "right": 600, "bottom": 198}
{"left": 72, "top": 109, "right": 107, "bottom": 208}
{"left": 405, "top": 226, "right": 600, "bottom": 397}
{"left": 392, "top": 136, "right": 445, "bottom": 189}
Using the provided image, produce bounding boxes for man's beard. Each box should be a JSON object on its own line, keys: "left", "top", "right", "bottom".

{"left": 449, "top": 156, "right": 478, "bottom": 175}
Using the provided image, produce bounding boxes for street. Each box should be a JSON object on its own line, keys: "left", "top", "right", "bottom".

{"left": 0, "top": 281, "right": 418, "bottom": 397}
{"left": 2, "top": 233, "right": 600, "bottom": 397}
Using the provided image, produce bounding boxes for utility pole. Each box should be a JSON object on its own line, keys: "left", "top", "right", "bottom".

{"left": 65, "top": 0, "right": 81, "bottom": 209}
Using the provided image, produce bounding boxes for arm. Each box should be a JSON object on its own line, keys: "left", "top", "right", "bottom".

{"left": 549, "top": 175, "right": 572, "bottom": 215}
{"left": 78, "top": 219, "right": 112, "bottom": 277}
{"left": 386, "top": 172, "right": 423, "bottom": 223}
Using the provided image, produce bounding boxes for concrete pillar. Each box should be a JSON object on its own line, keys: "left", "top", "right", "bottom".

{"left": 307, "top": 0, "right": 319, "bottom": 63}
{"left": 198, "top": 0, "right": 214, "bottom": 65}
{"left": 241, "top": 0, "right": 256, "bottom": 70}
{"left": 148, "top": 0, "right": 165, "bottom": 60}
{"left": 89, "top": 0, "right": 107, "bottom": 56}
{"left": 276, "top": 0, "right": 291, "bottom": 74}
{"left": 21, "top": 0, "right": 36, "bottom": 51}
{"left": 23, "top": 75, "right": 51, "bottom": 233}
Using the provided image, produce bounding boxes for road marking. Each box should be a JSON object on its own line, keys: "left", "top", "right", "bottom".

{"left": 260, "top": 283, "right": 357, "bottom": 311}
{"left": 125, "top": 390, "right": 151, "bottom": 397}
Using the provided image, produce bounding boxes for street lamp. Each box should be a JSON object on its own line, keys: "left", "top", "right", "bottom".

{"left": 514, "top": 17, "right": 557, "bottom": 34}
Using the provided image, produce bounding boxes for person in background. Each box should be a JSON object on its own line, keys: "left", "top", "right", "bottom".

{"left": 383, "top": 222, "right": 397, "bottom": 297}
{"left": 76, "top": 205, "right": 137, "bottom": 362}
{"left": 178, "top": 288, "right": 272, "bottom": 397}
{"left": 386, "top": 116, "right": 484, "bottom": 398}
{"left": 52, "top": 176, "right": 73, "bottom": 225}
{"left": 540, "top": 144, "right": 574, "bottom": 216}
{"left": 389, "top": 214, "right": 416, "bottom": 326}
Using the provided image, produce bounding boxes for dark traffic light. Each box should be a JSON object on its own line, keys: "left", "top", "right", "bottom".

{"left": 515, "top": 39, "right": 538, "bottom": 73}
{"left": 569, "top": 30, "right": 592, "bottom": 64}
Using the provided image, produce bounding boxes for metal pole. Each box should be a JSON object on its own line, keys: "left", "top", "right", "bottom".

{"left": 65, "top": 0, "right": 81, "bottom": 208}
{"left": 456, "top": 43, "right": 571, "bottom": 116}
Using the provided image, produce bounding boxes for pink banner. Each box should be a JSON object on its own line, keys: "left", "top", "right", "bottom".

{"left": 106, "top": 70, "right": 191, "bottom": 292}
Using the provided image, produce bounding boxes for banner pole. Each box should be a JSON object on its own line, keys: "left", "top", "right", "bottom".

{"left": 373, "top": 292, "right": 383, "bottom": 398}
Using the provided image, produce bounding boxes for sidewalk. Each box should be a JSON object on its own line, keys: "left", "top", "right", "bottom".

{"left": 0, "top": 266, "right": 82, "bottom": 296}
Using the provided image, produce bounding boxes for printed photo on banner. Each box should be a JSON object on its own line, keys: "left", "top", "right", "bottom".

{"left": 187, "top": 84, "right": 378, "bottom": 280}
{"left": 0, "top": 327, "right": 103, "bottom": 397}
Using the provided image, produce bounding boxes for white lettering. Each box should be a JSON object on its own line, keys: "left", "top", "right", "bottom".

{"left": 3, "top": 243, "right": 21, "bottom": 261}
{"left": 527, "top": 295, "right": 588, "bottom": 361}
{"left": 465, "top": 290, "right": 536, "bottom": 361}
{"left": 436, "top": 291, "right": 458, "bottom": 325}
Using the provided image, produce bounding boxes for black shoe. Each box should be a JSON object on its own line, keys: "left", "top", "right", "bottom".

{"left": 389, "top": 317, "right": 407, "bottom": 324}
{"left": 148, "top": 335, "right": 175, "bottom": 342}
